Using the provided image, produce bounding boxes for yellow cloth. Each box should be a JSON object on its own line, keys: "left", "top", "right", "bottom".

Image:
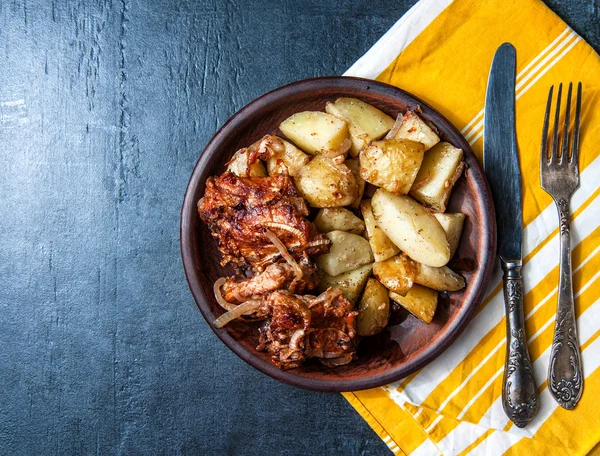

{"left": 343, "top": 0, "right": 600, "bottom": 454}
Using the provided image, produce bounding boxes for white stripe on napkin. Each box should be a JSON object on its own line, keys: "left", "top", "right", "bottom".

{"left": 344, "top": 0, "right": 452, "bottom": 79}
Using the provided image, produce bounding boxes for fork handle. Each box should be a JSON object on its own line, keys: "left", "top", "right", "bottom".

{"left": 548, "top": 199, "right": 583, "bottom": 409}
{"left": 501, "top": 260, "right": 538, "bottom": 428}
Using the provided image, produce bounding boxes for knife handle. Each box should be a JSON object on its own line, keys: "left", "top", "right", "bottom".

{"left": 501, "top": 260, "right": 538, "bottom": 428}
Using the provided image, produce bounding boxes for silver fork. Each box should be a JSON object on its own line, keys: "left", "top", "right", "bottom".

{"left": 540, "top": 82, "right": 583, "bottom": 410}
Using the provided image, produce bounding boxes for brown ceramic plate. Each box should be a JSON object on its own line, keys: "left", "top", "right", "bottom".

{"left": 181, "top": 76, "right": 496, "bottom": 392}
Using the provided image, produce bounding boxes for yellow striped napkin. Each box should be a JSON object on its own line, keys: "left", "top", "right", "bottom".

{"left": 343, "top": 0, "right": 600, "bottom": 454}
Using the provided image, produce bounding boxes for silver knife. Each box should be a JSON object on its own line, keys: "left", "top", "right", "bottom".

{"left": 484, "top": 43, "right": 539, "bottom": 428}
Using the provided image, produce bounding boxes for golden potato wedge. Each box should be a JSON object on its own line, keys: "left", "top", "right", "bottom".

{"left": 356, "top": 278, "right": 390, "bottom": 336}
{"left": 265, "top": 136, "right": 311, "bottom": 177}
{"left": 416, "top": 264, "right": 465, "bottom": 291}
{"left": 294, "top": 155, "right": 358, "bottom": 208}
{"left": 434, "top": 212, "right": 465, "bottom": 258}
{"left": 318, "top": 263, "right": 372, "bottom": 305}
{"left": 326, "top": 97, "right": 395, "bottom": 157}
{"left": 314, "top": 207, "right": 365, "bottom": 235}
{"left": 410, "top": 142, "right": 465, "bottom": 212}
{"left": 279, "top": 111, "right": 351, "bottom": 157}
{"left": 360, "top": 139, "right": 425, "bottom": 194}
{"left": 316, "top": 230, "right": 374, "bottom": 276}
{"left": 360, "top": 200, "right": 400, "bottom": 262}
{"left": 225, "top": 148, "right": 267, "bottom": 177}
{"left": 371, "top": 189, "right": 450, "bottom": 267}
{"left": 369, "top": 249, "right": 464, "bottom": 293}
{"left": 372, "top": 254, "right": 417, "bottom": 296}
{"left": 345, "top": 158, "right": 365, "bottom": 209}
{"left": 387, "top": 111, "right": 440, "bottom": 151}
{"left": 389, "top": 285, "right": 438, "bottom": 324}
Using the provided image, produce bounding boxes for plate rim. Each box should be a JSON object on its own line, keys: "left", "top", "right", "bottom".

{"left": 180, "top": 75, "right": 497, "bottom": 392}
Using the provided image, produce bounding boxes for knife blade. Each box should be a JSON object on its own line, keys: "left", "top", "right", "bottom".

{"left": 484, "top": 43, "right": 538, "bottom": 428}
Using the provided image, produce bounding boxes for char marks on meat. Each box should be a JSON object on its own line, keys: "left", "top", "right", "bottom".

{"left": 198, "top": 172, "right": 329, "bottom": 271}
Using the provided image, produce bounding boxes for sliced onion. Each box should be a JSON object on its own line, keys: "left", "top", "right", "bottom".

{"left": 264, "top": 222, "right": 304, "bottom": 240}
{"left": 320, "top": 354, "right": 353, "bottom": 367}
{"left": 305, "top": 347, "right": 323, "bottom": 358}
{"left": 305, "top": 238, "right": 331, "bottom": 249}
{"left": 213, "top": 300, "right": 262, "bottom": 328}
{"left": 214, "top": 277, "right": 237, "bottom": 311}
{"left": 385, "top": 113, "right": 404, "bottom": 139}
{"left": 232, "top": 287, "right": 247, "bottom": 303}
{"left": 264, "top": 229, "right": 303, "bottom": 281}
{"left": 309, "top": 287, "right": 344, "bottom": 307}
{"left": 288, "top": 329, "right": 305, "bottom": 350}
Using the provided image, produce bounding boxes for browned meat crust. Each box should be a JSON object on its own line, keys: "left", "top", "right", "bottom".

{"left": 257, "top": 288, "right": 357, "bottom": 370}
{"left": 221, "top": 256, "right": 319, "bottom": 304}
{"left": 198, "top": 172, "right": 329, "bottom": 271}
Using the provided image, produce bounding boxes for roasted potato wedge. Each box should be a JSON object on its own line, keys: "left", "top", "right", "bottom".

{"left": 265, "top": 136, "right": 311, "bottom": 177}
{"left": 279, "top": 111, "right": 351, "bottom": 157}
{"left": 416, "top": 264, "right": 465, "bottom": 291}
{"left": 225, "top": 148, "right": 267, "bottom": 177}
{"left": 371, "top": 189, "right": 450, "bottom": 267}
{"left": 410, "top": 142, "right": 465, "bottom": 212}
{"left": 318, "top": 263, "right": 373, "bottom": 305}
{"left": 389, "top": 285, "right": 438, "bottom": 324}
{"left": 314, "top": 207, "right": 365, "bottom": 235}
{"left": 345, "top": 158, "right": 365, "bottom": 209}
{"left": 294, "top": 155, "right": 358, "bottom": 208}
{"left": 360, "top": 200, "right": 400, "bottom": 262}
{"left": 387, "top": 111, "right": 440, "bottom": 151}
{"left": 326, "top": 97, "right": 395, "bottom": 157}
{"left": 434, "top": 212, "right": 465, "bottom": 258}
{"left": 356, "top": 278, "right": 390, "bottom": 336}
{"left": 372, "top": 254, "right": 416, "bottom": 296}
{"left": 360, "top": 139, "right": 425, "bottom": 194}
{"left": 372, "top": 251, "right": 464, "bottom": 292}
{"left": 316, "top": 230, "right": 374, "bottom": 276}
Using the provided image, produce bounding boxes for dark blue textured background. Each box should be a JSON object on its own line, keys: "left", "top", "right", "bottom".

{"left": 0, "top": 1, "right": 598, "bottom": 454}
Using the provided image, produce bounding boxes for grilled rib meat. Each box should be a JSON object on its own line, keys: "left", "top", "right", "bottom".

{"left": 221, "top": 256, "right": 318, "bottom": 304}
{"left": 198, "top": 172, "right": 329, "bottom": 271}
{"left": 257, "top": 288, "right": 357, "bottom": 370}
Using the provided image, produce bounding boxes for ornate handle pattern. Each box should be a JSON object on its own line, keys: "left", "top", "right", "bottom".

{"left": 501, "top": 260, "right": 538, "bottom": 428}
{"left": 548, "top": 199, "right": 583, "bottom": 409}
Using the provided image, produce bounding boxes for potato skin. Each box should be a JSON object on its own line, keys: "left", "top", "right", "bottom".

{"left": 371, "top": 189, "right": 450, "bottom": 267}
{"left": 356, "top": 278, "right": 390, "bottom": 336}
{"left": 294, "top": 155, "right": 358, "bottom": 208}
{"left": 360, "top": 139, "right": 425, "bottom": 194}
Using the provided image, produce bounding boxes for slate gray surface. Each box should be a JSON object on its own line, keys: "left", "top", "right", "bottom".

{"left": 0, "top": 1, "right": 597, "bottom": 455}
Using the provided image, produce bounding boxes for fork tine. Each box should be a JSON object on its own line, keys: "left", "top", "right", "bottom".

{"left": 570, "top": 82, "right": 582, "bottom": 167}
{"left": 551, "top": 83, "right": 562, "bottom": 164}
{"left": 560, "top": 83, "right": 573, "bottom": 164}
{"left": 541, "top": 85, "right": 554, "bottom": 167}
